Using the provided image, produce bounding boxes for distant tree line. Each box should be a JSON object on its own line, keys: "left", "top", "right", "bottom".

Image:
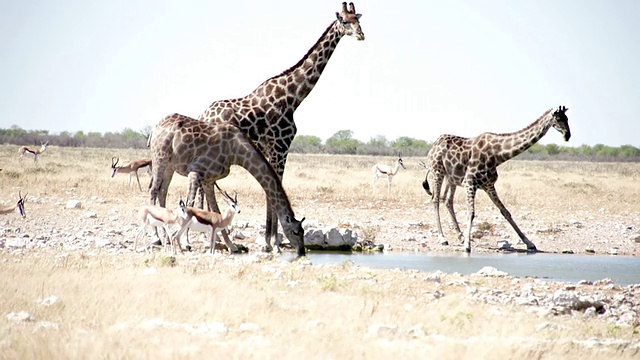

{"left": 1, "top": 125, "right": 639, "bottom": 162}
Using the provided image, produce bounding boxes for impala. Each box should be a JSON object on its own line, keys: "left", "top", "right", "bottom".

{"left": 371, "top": 156, "right": 406, "bottom": 190}
{"left": 111, "top": 157, "right": 152, "bottom": 191}
{"left": 173, "top": 186, "right": 240, "bottom": 254}
{"left": 18, "top": 142, "right": 48, "bottom": 162}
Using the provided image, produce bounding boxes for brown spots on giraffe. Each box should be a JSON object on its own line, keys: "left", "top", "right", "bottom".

{"left": 273, "top": 85, "right": 286, "bottom": 99}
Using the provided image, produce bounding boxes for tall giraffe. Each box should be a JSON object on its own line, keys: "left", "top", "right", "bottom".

{"left": 149, "top": 113, "right": 306, "bottom": 256}
{"left": 422, "top": 106, "right": 570, "bottom": 253}
{"left": 197, "top": 2, "right": 364, "bottom": 251}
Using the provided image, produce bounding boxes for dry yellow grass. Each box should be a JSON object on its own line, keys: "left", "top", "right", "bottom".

{"left": 1, "top": 145, "right": 639, "bottom": 359}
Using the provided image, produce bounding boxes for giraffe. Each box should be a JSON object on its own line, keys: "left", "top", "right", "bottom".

{"left": 195, "top": 2, "right": 364, "bottom": 251}
{"left": 149, "top": 113, "right": 306, "bottom": 256}
{"left": 421, "top": 106, "right": 570, "bottom": 253}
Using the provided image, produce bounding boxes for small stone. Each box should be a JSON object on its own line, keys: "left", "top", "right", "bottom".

{"left": 39, "top": 296, "right": 59, "bottom": 306}
{"left": 561, "top": 249, "right": 574, "bottom": 254}
{"left": 238, "top": 322, "right": 260, "bottom": 332}
{"left": 66, "top": 200, "right": 82, "bottom": 209}
{"left": 368, "top": 324, "right": 398, "bottom": 337}
{"left": 6, "top": 311, "right": 35, "bottom": 323}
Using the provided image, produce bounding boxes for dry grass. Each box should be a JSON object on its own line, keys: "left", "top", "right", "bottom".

{"left": 1, "top": 145, "right": 639, "bottom": 359}
{"left": 2, "top": 252, "right": 638, "bottom": 359}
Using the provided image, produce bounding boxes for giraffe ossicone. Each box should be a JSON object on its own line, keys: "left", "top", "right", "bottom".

{"left": 422, "top": 106, "right": 571, "bottom": 253}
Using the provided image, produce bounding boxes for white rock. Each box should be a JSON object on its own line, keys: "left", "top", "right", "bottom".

{"left": 39, "top": 296, "right": 59, "bottom": 306}
{"left": 66, "top": 200, "right": 82, "bottom": 209}
{"left": 5, "top": 238, "right": 27, "bottom": 248}
{"left": 6, "top": 311, "right": 35, "bottom": 323}
{"left": 475, "top": 266, "right": 508, "bottom": 277}
{"left": 238, "top": 322, "right": 260, "bottom": 332}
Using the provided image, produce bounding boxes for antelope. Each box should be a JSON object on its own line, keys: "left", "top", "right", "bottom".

{"left": 18, "top": 142, "right": 48, "bottom": 162}
{"left": 0, "top": 192, "right": 27, "bottom": 217}
{"left": 134, "top": 204, "right": 181, "bottom": 253}
{"left": 111, "top": 157, "right": 153, "bottom": 191}
{"left": 371, "top": 157, "right": 406, "bottom": 190}
{"left": 173, "top": 186, "right": 241, "bottom": 254}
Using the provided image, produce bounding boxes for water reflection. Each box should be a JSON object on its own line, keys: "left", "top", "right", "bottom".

{"left": 283, "top": 251, "right": 640, "bottom": 285}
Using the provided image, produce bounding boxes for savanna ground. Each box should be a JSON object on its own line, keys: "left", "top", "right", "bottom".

{"left": 1, "top": 144, "right": 639, "bottom": 359}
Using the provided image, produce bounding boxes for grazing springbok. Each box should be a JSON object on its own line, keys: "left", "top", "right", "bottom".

{"left": 421, "top": 106, "right": 570, "bottom": 253}
{"left": 111, "top": 157, "right": 153, "bottom": 191}
{"left": 18, "top": 142, "right": 48, "bottom": 162}
{"left": 371, "top": 157, "right": 406, "bottom": 190}
{"left": 0, "top": 192, "right": 27, "bottom": 217}
{"left": 174, "top": 186, "right": 240, "bottom": 254}
{"left": 134, "top": 204, "right": 181, "bottom": 253}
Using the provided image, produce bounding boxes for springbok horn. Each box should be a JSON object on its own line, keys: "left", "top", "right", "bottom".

{"left": 112, "top": 157, "right": 119, "bottom": 167}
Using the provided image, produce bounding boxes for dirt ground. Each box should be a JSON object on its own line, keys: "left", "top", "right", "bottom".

{"left": 1, "top": 147, "right": 639, "bottom": 358}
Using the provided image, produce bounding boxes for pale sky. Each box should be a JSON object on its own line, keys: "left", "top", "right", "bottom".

{"left": 1, "top": 0, "right": 639, "bottom": 147}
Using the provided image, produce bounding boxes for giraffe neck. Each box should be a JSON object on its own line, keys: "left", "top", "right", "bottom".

{"left": 254, "top": 21, "right": 343, "bottom": 109}
{"left": 493, "top": 110, "right": 555, "bottom": 164}
{"left": 232, "top": 142, "right": 296, "bottom": 221}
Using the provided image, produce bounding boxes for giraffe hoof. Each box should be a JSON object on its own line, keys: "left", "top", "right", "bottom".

{"left": 527, "top": 246, "right": 538, "bottom": 252}
{"left": 440, "top": 240, "right": 449, "bottom": 246}
{"left": 185, "top": 245, "right": 192, "bottom": 252}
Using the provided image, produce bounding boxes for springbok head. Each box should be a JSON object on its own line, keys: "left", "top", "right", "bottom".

{"left": 336, "top": 2, "right": 365, "bottom": 41}
{"left": 397, "top": 155, "right": 406, "bottom": 170}
{"left": 17, "top": 191, "right": 27, "bottom": 218}
{"left": 111, "top": 157, "right": 120, "bottom": 177}
{"left": 551, "top": 105, "right": 571, "bottom": 142}
{"left": 215, "top": 183, "right": 240, "bottom": 215}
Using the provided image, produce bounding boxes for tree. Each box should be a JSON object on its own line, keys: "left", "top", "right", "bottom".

{"left": 326, "top": 130, "right": 361, "bottom": 154}
{"left": 290, "top": 135, "right": 323, "bottom": 153}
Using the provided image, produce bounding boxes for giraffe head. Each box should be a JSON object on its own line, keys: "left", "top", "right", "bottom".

{"left": 281, "top": 215, "right": 306, "bottom": 256}
{"left": 551, "top": 105, "right": 571, "bottom": 141}
{"left": 336, "top": 2, "right": 365, "bottom": 41}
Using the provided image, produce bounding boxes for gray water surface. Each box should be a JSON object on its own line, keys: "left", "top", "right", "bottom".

{"left": 288, "top": 252, "right": 640, "bottom": 286}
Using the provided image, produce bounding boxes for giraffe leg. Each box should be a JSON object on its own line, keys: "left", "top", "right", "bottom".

{"left": 203, "top": 182, "right": 238, "bottom": 253}
{"left": 264, "top": 200, "right": 275, "bottom": 253}
{"left": 443, "top": 183, "right": 464, "bottom": 240}
{"left": 463, "top": 185, "right": 478, "bottom": 253}
{"left": 485, "top": 186, "right": 537, "bottom": 251}
{"left": 271, "top": 207, "right": 282, "bottom": 251}
{"left": 430, "top": 176, "right": 448, "bottom": 245}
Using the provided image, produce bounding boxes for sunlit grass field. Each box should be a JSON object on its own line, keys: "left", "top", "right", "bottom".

{"left": 1, "top": 144, "right": 639, "bottom": 359}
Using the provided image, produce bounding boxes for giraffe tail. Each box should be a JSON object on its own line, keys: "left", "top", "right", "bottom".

{"left": 421, "top": 168, "right": 433, "bottom": 197}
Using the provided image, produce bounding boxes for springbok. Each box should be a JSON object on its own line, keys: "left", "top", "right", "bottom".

{"left": 134, "top": 204, "right": 182, "bottom": 253}
{"left": 371, "top": 157, "right": 406, "bottom": 190}
{"left": 178, "top": 183, "right": 240, "bottom": 252}
{"left": 18, "top": 142, "right": 48, "bottom": 162}
{"left": 0, "top": 192, "right": 27, "bottom": 217}
{"left": 111, "top": 157, "right": 153, "bottom": 191}
{"left": 173, "top": 187, "right": 241, "bottom": 254}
